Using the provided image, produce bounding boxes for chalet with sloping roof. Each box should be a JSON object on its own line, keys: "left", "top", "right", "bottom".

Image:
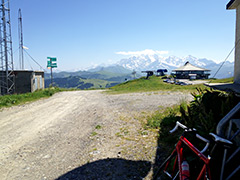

{"left": 172, "top": 62, "right": 210, "bottom": 79}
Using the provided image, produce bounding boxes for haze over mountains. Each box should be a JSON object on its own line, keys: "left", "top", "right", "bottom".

{"left": 46, "top": 54, "right": 234, "bottom": 89}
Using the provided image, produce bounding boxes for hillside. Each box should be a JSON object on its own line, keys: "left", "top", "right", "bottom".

{"left": 45, "top": 67, "right": 138, "bottom": 89}
{"left": 109, "top": 76, "right": 206, "bottom": 94}
{"left": 45, "top": 76, "right": 119, "bottom": 89}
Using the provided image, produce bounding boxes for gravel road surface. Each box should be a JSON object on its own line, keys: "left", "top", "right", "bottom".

{"left": 0, "top": 90, "right": 192, "bottom": 180}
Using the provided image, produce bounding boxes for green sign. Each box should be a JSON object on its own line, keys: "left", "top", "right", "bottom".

{"left": 47, "top": 57, "right": 57, "bottom": 68}
{"left": 47, "top": 57, "right": 56, "bottom": 60}
{"left": 51, "top": 62, "right": 57, "bottom": 68}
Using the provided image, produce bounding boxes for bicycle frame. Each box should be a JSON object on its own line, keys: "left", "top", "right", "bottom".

{"left": 162, "top": 135, "right": 211, "bottom": 180}
{"left": 154, "top": 117, "right": 237, "bottom": 180}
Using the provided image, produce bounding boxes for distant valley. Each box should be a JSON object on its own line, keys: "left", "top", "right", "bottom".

{"left": 45, "top": 65, "right": 137, "bottom": 89}
{"left": 45, "top": 55, "right": 234, "bottom": 89}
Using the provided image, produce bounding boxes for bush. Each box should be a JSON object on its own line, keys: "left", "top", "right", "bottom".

{"left": 150, "top": 88, "right": 240, "bottom": 179}
{"left": 145, "top": 88, "right": 240, "bottom": 151}
{"left": 180, "top": 88, "right": 240, "bottom": 135}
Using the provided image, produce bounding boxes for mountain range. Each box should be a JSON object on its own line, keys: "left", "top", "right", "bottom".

{"left": 116, "top": 55, "right": 234, "bottom": 79}
{"left": 45, "top": 55, "right": 234, "bottom": 89}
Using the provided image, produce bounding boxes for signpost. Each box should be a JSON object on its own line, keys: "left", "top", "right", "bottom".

{"left": 47, "top": 57, "right": 57, "bottom": 86}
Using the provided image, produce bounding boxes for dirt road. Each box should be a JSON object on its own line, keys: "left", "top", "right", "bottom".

{"left": 0, "top": 90, "right": 192, "bottom": 180}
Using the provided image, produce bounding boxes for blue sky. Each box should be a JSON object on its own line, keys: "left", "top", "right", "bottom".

{"left": 9, "top": 0, "right": 236, "bottom": 71}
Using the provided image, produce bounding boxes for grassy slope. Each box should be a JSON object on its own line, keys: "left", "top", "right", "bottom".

{"left": 108, "top": 76, "right": 206, "bottom": 94}
{"left": 0, "top": 87, "right": 66, "bottom": 109}
{"left": 209, "top": 77, "right": 233, "bottom": 83}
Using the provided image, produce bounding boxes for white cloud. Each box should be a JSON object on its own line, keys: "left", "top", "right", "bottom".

{"left": 116, "top": 49, "right": 169, "bottom": 56}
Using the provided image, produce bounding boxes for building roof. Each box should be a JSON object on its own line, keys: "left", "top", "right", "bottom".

{"left": 227, "top": 0, "right": 240, "bottom": 9}
{"left": 12, "top": 70, "right": 44, "bottom": 73}
{"left": 206, "top": 83, "right": 240, "bottom": 94}
{"left": 172, "top": 62, "right": 210, "bottom": 72}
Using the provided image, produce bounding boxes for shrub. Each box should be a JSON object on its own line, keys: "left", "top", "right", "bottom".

{"left": 145, "top": 88, "right": 240, "bottom": 151}
{"left": 180, "top": 88, "right": 240, "bottom": 135}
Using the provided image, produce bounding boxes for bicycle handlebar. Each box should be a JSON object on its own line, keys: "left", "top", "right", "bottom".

{"left": 196, "top": 134, "right": 210, "bottom": 153}
{"left": 170, "top": 121, "right": 210, "bottom": 153}
{"left": 169, "top": 121, "right": 187, "bottom": 133}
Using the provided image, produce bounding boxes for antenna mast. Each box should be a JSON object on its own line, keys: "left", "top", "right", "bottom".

{"left": 0, "top": 0, "right": 14, "bottom": 95}
{"left": 18, "top": 8, "right": 24, "bottom": 70}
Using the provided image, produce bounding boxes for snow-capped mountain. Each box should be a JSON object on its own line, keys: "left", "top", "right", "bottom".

{"left": 117, "top": 55, "right": 212, "bottom": 71}
{"left": 116, "top": 55, "right": 234, "bottom": 79}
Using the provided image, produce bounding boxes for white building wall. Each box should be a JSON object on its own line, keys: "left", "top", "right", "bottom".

{"left": 234, "top": 4, "right": 240, "bottom": 84}
{"left": 31, "top": 72, "right": 45, "bottom": 92}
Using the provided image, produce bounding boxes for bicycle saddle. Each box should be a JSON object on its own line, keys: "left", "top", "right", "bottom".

{"left": 209, "top": 133, "right": 233, "bottom": 145}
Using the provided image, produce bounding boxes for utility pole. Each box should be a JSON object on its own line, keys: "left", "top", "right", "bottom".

{"left": 18, "top": 9, "right": 24, "bottom": 69}
{"left": 51, "top": 66, "right": 53, "bottom": 85}
{"left": 0, "top": 0, "right": 14, "bottom": 95}
{"left": 132, "top": 69, "right": 136, "bottom": 79}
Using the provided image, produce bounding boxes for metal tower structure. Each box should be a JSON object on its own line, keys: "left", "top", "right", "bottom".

{"left": 18, "top": 8, "right": 24, "bottom": 70}
{"left": 0, "top": 0, "right": 14, "bottom": 95}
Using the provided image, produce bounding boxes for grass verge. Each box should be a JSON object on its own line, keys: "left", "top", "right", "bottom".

{"left": 0, "top": 87, "right": 70, "bottom": 109}
{"left": 143, "top": 104, "right": 184, "bottom": 151}
{"left": 208, "top": 77, "right": 233, "bottom": 83}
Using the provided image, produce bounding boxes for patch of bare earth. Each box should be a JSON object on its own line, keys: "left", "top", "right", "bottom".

{"left": 0, "top": 90, "right": 192, "bottom": 180}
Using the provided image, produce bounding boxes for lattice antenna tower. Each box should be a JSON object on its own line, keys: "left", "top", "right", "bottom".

{"left": 0, "top": 0, "right": 14, "bottom": 95}
{"left": 18, "top": 8, "right": 24, "bottom": 70}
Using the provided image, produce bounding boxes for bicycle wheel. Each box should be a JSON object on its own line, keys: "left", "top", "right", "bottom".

{"left": 153, "top": 150, "right": 179, "bottom": 180}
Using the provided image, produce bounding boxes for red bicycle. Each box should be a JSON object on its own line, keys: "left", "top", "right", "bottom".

{"left": 153, "top": 121, "right": 233, "bottom": 180}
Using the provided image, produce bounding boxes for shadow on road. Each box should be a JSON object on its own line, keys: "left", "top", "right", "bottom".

{"left": 56, "top": 158, "right": 151, "bottom": 180}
